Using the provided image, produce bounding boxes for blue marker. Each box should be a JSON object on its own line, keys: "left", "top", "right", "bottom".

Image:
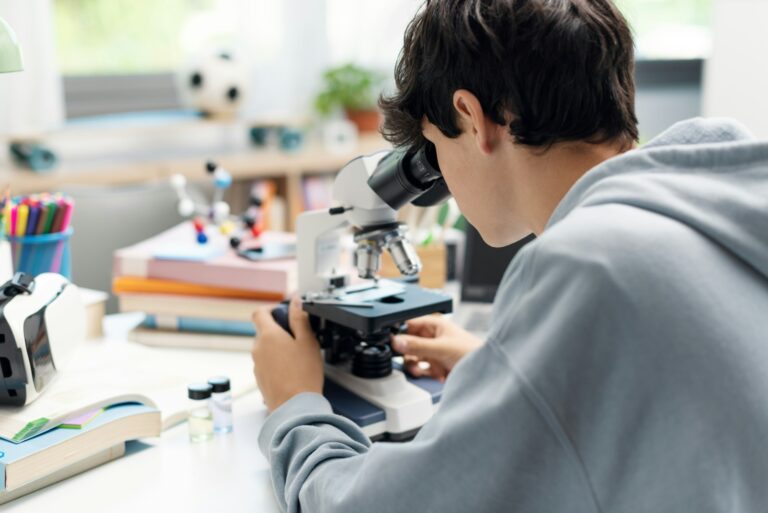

{"left": 26, "top": 204, "right": 40, "bottom": 236}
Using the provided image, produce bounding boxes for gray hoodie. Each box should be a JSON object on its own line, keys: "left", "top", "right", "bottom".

{"left": 258, "top": 118, "right": 768, "bottom": 513}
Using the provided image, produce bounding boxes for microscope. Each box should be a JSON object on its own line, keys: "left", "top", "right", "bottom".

{"left": 273, "top": 143, "right": 453, "bottom": 440}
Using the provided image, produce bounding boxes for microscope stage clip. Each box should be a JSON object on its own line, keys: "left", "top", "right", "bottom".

{"left": 304, "top": 299, "right": 373, "bottom": 309}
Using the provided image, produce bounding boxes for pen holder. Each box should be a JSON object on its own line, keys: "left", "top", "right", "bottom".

{"left": 7, "top": 227, "right": 74, "bottom": 279}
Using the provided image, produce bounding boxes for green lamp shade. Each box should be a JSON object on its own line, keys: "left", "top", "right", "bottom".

{"left": 0, "top": 17, "right": 23, "bottom": 73}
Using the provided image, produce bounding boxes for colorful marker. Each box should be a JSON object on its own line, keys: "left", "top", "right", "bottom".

{"left": 36, "top": 204, "right": 48, "bottom": 234}
{"left": 16, "top": 203, "right": 29, "bottom": 237}
{"left": 26, "top": 203, "right": 40, "bottom": 236}
{"left": 42, "top": 201, "right": 57, "bottom": 234}
{"left": 2, "top": 198, "right": 10, "bottom": 236}
{"left": 10, "top": 205, "right": 17, "bottom": 237}
{"left": 59, "top": 198, "right": 74, "bottom": 232}
{"left": 50, "top": 200, "right": 65, "bottom": 234}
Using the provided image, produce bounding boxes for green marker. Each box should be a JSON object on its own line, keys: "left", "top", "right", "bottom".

{"left": 42, "top": 201, "right": 57, "bottom": 234}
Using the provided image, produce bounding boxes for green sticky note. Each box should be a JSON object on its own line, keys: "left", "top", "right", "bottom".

{"left": 13, "top": 417, "right": 50, "bottom": 442}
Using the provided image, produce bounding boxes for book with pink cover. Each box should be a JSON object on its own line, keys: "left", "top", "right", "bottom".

{"left": 113, "top": 222, "right": 297, "bottom": 295}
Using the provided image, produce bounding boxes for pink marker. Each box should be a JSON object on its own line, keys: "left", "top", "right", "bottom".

{"left": 59, "top": 198, "right": 74, "bottom": 232}
{"left": 9, "top": 205, "right": 17, "bottom": 237}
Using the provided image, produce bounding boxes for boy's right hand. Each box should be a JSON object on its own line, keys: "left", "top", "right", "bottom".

{"left": 391, "top": 315, "right": 483, "bottom": 382}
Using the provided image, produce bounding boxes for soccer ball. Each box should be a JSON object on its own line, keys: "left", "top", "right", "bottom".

{"left": 177, "top": 50, "right": 248, "bottom": 118}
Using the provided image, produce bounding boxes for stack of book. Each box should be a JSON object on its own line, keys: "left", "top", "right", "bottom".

{"left": 113, "top": 222, "right": 297, "bottom": 351}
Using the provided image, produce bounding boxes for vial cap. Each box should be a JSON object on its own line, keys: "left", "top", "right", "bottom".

{"left": 188, "top": 383, "right": 213, "bottom": 400}
{"left": 208, "top": 376, "right": 231, "bottom": 393}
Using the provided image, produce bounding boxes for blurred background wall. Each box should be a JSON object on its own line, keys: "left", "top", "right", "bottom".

{"left": 703, "top": 0, "right": 768, "bottom": 138}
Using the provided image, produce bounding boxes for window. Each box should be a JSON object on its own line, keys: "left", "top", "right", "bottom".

{"left": 53, "top": 0, "right": 288, "bottom": 117}
{"left": 54, "top": 0, "right": 217, "bottom": 75}
{"left": 616, "top": 0, "right": 712, "bottom": 59}
{"left": 326, "top": 0, "right": 420, "bottom": 71}
{"left": 52, "top": 0, "right": 711, "bottom": 119}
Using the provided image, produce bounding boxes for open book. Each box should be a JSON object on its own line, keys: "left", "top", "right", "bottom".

{"left": 0, "top": 404, "right": 159, "bottom": 494}
{"left": 0, "top": 338, "right": 258, "bottom": 443}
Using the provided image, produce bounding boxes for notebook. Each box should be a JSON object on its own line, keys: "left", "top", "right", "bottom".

{"left": 142, "top": 314, "right": 256, "bottom": 336}
{"left": 128, "top": 328, "right": 253, "bottom": 352}
{"left": 118, "top": 293, "right": 273, "bottom": 322}
{"left": 113, "top": 276, "right": 284, "bottom": 301}
{"left": 113, "top": 222, "right": 297, "bottom": 295}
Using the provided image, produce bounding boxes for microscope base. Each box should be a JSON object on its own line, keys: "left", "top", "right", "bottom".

{"left": 322, "top": 362, "right": 443, "bottom": 441}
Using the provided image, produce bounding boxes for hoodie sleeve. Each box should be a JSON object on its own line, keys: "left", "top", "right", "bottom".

{"left": 258, "top": 243, "right": 603, "bottom": 513}
{"left": 258, "top": 350, "right": 599, "bottom": 513}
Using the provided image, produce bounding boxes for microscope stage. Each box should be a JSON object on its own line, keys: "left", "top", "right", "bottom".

{"left": 303, "top": 282, "right": 452, "bottom": 334}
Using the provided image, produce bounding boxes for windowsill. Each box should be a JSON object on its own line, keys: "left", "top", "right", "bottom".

{"left": 65, "top": 109, "right": 204, "bottom": 128}
{"left": 0, "top": 114, "right": 388, "bottom": 195}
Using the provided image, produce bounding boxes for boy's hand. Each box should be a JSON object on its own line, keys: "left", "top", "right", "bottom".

{"left": 251, "top": 296, "right": 324, "bottom": 412}
{"left": 392, "top": 315, "right": 483, "bottom": 382}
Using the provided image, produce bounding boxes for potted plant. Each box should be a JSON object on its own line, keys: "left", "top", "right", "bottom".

{"left": 314, "top": 63, "right": 384, "bottom": 133}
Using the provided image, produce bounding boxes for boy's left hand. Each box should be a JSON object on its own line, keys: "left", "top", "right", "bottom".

{"left": 251, "top": 296, "right": 324, "bottom": 411}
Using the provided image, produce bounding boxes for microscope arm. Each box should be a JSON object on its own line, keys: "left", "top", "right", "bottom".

{"left": 296, "top": 210, "right": 350, "bottom": 295}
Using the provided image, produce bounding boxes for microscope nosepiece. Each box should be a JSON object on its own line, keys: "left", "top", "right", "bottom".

{"left": 353, "top": 224, "right": 422, "bottom": 280}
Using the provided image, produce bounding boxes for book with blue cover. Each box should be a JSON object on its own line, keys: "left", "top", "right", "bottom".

{"left": 143, "top": 314, "right": 256, "bottom": 336}
{"left": 0, "top": 403, "right": 160, "bottom": 493}
{"left": 0, "top": 444, "right": 125, "bottom": 505}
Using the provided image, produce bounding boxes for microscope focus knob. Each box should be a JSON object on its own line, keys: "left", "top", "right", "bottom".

{"left": 352, "top": 343, "right": 393, "bottom": 378}
{"left": 270, "top": 302, "right": 293, "bottom": 337}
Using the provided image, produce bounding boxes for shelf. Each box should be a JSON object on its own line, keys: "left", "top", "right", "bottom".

{"left": 0, "top": 133, "right": 389, "bottom": 195}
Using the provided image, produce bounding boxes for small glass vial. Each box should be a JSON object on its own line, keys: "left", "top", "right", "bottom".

{"left": 187, "top": 383, "right": 214, "bottom": 443}
{"left": 208, "top": 376, "right": 233, "bottom": 434}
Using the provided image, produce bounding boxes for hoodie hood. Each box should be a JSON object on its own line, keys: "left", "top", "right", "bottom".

{"left": 548, "top": 117, "right": 768, "bottom": 280}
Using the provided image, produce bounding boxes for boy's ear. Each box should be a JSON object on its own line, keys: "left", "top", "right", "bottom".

{"left": 452, "top": 89, "right": 500, "bottom": 155}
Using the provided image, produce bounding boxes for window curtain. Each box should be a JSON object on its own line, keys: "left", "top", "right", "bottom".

{"left": 0, "top": 0, "right": 64, "bottom": 136}
{"left": 201, "top": 0, "right": 420, "bottom": 120}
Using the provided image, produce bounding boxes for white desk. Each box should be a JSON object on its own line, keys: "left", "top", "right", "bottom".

{"left": 6, "top": 392, "right": 281, "bottom": 513}
{"left": 4, "top": 293, "right": 478, "bottom": 512}
{"left": 4, "top": 316, "right": 283, "bottom": 513}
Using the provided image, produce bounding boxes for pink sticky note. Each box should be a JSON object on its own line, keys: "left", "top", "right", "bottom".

{"left": 60, "top": 409, "right": 104, "bottom": 429}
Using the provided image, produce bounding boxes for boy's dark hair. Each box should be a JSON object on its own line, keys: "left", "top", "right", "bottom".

{"left": 380, "top": 0, "right": 639, "bottom": 149}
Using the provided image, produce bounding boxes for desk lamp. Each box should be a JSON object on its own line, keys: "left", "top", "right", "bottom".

{"left": 0, "top": 17, "right": 22, "bottom": 73}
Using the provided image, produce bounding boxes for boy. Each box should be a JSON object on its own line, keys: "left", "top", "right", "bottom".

{"left": 252, "top": 1, "right": 768, "bottom": 511}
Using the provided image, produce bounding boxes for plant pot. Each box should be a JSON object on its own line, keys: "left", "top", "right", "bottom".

{"left": 345, "top": 109, "right": 381, "bottom": 133}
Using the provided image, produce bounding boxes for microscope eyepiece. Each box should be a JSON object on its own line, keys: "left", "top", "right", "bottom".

{"left": 367, "top": 142, "right": 451, "bottom": 210}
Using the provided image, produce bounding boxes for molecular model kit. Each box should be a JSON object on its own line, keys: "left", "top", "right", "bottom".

{"left": 170, "top": 161, "right": 264, "bottom": 249}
